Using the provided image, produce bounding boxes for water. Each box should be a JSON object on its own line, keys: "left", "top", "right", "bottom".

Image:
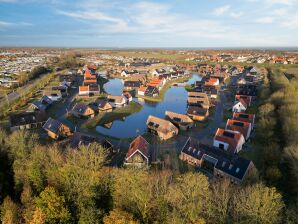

{"left": 96, "top": 74, "right": 201, "bottom": 138}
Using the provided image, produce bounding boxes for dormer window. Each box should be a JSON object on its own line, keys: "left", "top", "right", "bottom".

{"left": 236, "top": 168, "right": 240, "bottom": 173}
{"left": 229, "top": 164, "right": 233, "bottom": 170}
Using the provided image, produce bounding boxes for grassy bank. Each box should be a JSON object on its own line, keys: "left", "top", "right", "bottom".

{"left": 138, "top": 76, "right": 190, "bottom": 102}
{"left": 82, "top": 101, "right": 142, "bottom": 130}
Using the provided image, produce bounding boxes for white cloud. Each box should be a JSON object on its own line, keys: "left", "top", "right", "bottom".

{"left": 281, "top": 15, "right": 298, "bottom": 29}
{"left": 255, "top": 16, "right": 274, "bottom": 24}
{"left": 271, "top": 8, "right": 288, "bottom": 16}
{"left": 267, "top": 0, "right": 297, "bottom": 5}
{"left": 213, "top": 5, "right": 231, "bottom": 16}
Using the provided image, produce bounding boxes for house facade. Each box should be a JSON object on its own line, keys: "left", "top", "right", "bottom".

{"left": 180, "top": 137, "right": 255, "bottom": 184}
{"left": 124, "top": 135, "right": 151, "bottom": 167}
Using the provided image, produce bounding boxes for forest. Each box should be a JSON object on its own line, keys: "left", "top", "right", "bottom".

{"left": 0, "top": 67, "right": 297, "bottom": 224}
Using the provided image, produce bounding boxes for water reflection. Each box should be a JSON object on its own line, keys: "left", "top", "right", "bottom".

{"left": 96, "top": 74, "right": 201, "bottom": 138}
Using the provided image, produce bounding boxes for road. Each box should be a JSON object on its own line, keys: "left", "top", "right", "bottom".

{"left": 0, "top": 72, "right": 50, "bottom": 107}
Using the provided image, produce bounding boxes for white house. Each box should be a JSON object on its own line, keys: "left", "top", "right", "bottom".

{"left": 232, "top": 100, "right": 247, "bottom": 113}
{"left": 213, "top": 128, "right": 246, "bottom": 154}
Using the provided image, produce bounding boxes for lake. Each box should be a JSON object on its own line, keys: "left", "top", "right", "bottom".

{"left": 96, "top": 74, "right": 201, "bottom": 138}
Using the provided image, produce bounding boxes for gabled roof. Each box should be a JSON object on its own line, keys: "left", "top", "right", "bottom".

{"left": 233, "top": 112, "right": 255, "bottom": 124}
{"left": 214, "top": 128, "right": 244, "bottom": 154}
{"left": 125, "top": 135, "right": 150, "bottom": 161}
{"left": 235, "top": 95, "right": 252, "bottom": 106}
{"left": 147, "top": 115, "right": 178, "bottom": 134}
{"left": 43, "top": 118, "right": 65, "bottom": 134}
{"left": 181, "top": 137, "right": 252, "bottom": 181}
{"left": 72, "top": 103, "right": 93, "bottom": 115}
{"left": 94, "top": 99, "right": 112, "bottom": 109}
{"left": 69, "top": 132, "right": 113, "bottom": 150}
{"left": 188, "top": 92, "right": 208, "bottom": 98}
{"left": 138, "top": 85, "right": 148, "bottom": 92}
{"left": 226, "top": 119, "right": 251, "bottom": 139}
{"left": 165, "top": 111, "right": 193, "bottom": 125}
{"left": 233, "top": 99, "right": 247, "bottom": 109}
{"left": 79, "top": 86, "right": 89, "bottom": 92}
{"left": 187, "top": 106, "right": 208, "bottom": 116}
{"left": 10, "top": 111, "right": 48, "bottom": 127}
{"left": 31, "top": 100, "right": 48, "bottom": 111}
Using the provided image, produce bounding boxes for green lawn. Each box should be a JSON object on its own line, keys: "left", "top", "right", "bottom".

{"left": 82, "top": 101, "right": 143, "bottom": 130}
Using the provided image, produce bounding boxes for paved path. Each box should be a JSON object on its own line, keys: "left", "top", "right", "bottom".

{"left": 0, "top": 73, "right": 50, "bottom": 107}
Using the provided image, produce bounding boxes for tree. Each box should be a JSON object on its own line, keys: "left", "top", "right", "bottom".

{"left": 0, "top": 196, "right": 20, "bottom": 224}
{"left": 232, "top": 183, "right": 284, "bottom": 224}
{"left": 29, "top": 208, "right": 46, "bottom": 224}
{"left": 103, "top": 209, "right": 139, "bottom": 224}
{"left": 35, "top": 186, "right": 71, "bottom": 224}
{"left": 166, "top": 172, "right": 209, "bottom": 223}
{"left": 207, "top": 179, "right": 232, "bottom": 224}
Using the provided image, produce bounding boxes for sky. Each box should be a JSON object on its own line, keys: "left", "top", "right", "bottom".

{"left": 0, "top": 0, "right": 298, "bottom": 48}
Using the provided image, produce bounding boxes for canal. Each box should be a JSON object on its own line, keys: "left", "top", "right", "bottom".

{"left": 96, "top": 74, "right": 201, "bottom": 138}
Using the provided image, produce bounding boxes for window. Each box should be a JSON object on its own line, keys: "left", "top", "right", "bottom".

{"left": 229, "top": 164, "right": 233, "bottom": 170}
{"left": 236, "top": 168, "right": 240, "bottom": 173}
{"left": 219, "top": 143, "right": 225, "bottom": 149}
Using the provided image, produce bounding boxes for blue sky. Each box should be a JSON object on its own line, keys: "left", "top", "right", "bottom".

{"left": 0, "top": 0, "right": 297, "bottom": 48}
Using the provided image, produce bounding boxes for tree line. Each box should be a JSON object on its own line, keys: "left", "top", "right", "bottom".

{"left": 253, "top": 67, "right": 298, "bottom": 222}
{"left": 0, "top": 129, "right": 289, "bottom": 224}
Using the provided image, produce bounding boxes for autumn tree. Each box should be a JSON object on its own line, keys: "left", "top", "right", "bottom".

{"left": 35, "top": 186, "right": 71, "bottom": 224}
{"left": 103, "top": 209, "right": 139, "bottom": 224}
{"left": 0, "top": 196, "right": 20, "bottom": 224}
{"left": 166, "top": 172, "right": 209, "bottom": 224}
{"left": 231, "top": 183, "right": 284, "bottom": 224}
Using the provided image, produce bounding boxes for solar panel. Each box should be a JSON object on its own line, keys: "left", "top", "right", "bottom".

{"left": 223, "top": 131, "right": 235, "bottom": 138}
{"left": 173, "top": 117, "right": 181, "bottom": 122}
{"left": 233, "top": 121, "right": 244, "bottom": 127}
{"left": 148, "top": 122, "right": 154, "bottom": 126}
{"left": 239, "top": 114, "right": 249, "bottom": 119}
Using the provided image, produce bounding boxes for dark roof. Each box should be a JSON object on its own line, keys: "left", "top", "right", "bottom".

{"left": 187, "top": 106, "right": 208, "bottom": 116}
{"left": 72, "top": 103, "right": 90, "bottom": 114}
{"left": 41, "top": 96, "right": 53, "bottom": 105}
{"left": 10, "top": 111, "right": 48, "bottom": 127}
{"left": 31, "top": 100, "right": 48, "bottom": 111}
{"left": 43, "top": 118, "right": 63, "bottom": 134}
{"left": 181, "top": 137, "right": 252, "bottom": 181}
{"left": 124, "top": 81, "right": 141, "bottom": 88}
{"left": 69, "top": 132, "right": 113, "bottom": 150}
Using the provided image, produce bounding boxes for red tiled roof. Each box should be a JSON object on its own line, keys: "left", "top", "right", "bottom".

{"left": 85, "top": 69, "right": 96, "bottom": 79}
{"left": 233, "top": 112, "right": 255, "bottom": 124}
{"left": 205, "top": 77, "right": 219, "bottom": 86}
{"left": 125, "top": 135, "right": 150, "bottom": 160}
{"left": 79, "top": 86, "right": 89, "bottom": 92}
{"left": 215, "top": 128, "right": 243, "bottom": 154}
{"left": 226, "top": 119, "right": 251, "bottom": 140}
{"left": 138, "top": 85, "right": 147, "bottom": 92}
{"left": 235, "top": 95, "right": 252, "bottom": 106}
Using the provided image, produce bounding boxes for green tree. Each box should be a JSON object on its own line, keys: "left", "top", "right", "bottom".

{"left": 103, "top": 209, "right": 139, "bottom": 224}
{"left": 166, "top": 172, "right": 209, "bottom": 223}
{"left": 0, "top": 196, "right": 20, "bottom": 224}
{"left": 232, "top": 183, "right": 284, "bottom": 224}
{"left": 35, "top": 186, "right": 71, "bottom": 224}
